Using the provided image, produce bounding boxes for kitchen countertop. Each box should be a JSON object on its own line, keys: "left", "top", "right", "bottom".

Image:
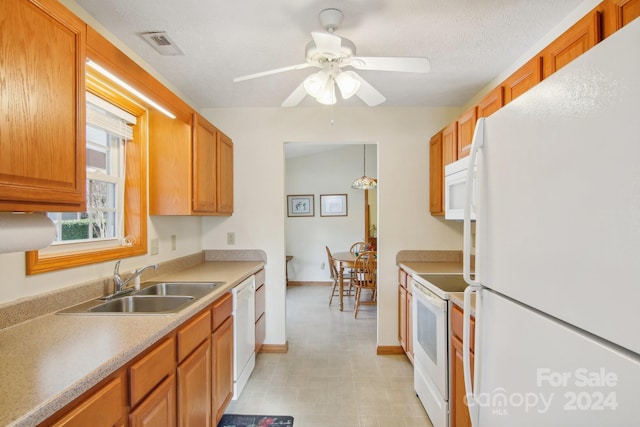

{"left": 0, "top": 261, "right": 263, "bottom": 427}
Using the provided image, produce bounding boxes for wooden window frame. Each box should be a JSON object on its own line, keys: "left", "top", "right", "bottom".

{"left": 26, "top": 71, "right": 148, "bottom": 274}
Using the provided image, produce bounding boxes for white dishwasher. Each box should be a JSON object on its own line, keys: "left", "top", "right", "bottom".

{"left": 232, "top": 275, "right": 256, "bottom": 399}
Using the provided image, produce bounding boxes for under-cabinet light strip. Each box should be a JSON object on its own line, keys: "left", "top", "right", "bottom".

{"left": 86, "top": 60, "right": 176, "bottom": 119}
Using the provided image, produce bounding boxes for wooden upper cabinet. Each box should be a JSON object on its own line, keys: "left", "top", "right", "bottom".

{"left": 542, "top": 8, "right": 602, "bottom": 78}
{"left": 429, "top": 132, "right": 444, "bottom": 215}
{"left": 456, "top": 107, "right": 477, "bottom": 160}
{"left": 148, "top": 111, "right": 193, "bottom": 215}
{"left": 149, "top": 112, "right": 233, "bottom": 216}
{"left": 442, "top": 122, "right": 458, "bottom": 166}
{"left": 192, "top": 113, "right": 218, "bottom": 213}
{"left": 0, "top": 0, "right": 86, "bottom": 212}
{"left": 216, "top": 131, "right": 234, "bottom": 215}
{"left": 502, "top": 56, "right": 542, "bottom": 105}
{"left": 603, "top": 0, "right": 640, "bottom": 37}
{"left": 476, "top": 86, "right": 504, "bottom": 118}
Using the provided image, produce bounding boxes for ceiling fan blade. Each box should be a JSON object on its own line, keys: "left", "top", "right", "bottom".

{"left": 281, "top": 82, "right": 308, "bottom": 107}
{"left": 352, "top": 73, "right": 386, "bottom": 106}
{"left": 311, "top": 32, "right": 342, "bottom": 57}
{"left": 233, "top": 63, "right": 314, "bottom": 82}
{"left": 350, "top": 56, "right": 430, "bottom": 73}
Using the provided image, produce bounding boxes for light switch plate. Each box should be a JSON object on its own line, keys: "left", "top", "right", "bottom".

{"left": 150, "top": 238, "right": 159, "bottom": 255}
{"left": 227, "top": 232, "right": 236, "bottom": 245}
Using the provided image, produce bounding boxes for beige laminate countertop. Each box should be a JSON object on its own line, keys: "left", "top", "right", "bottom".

{"left": 0, "top": 261, "right": 263, "bottom": 427}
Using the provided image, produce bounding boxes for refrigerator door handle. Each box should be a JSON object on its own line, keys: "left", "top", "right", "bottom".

{"left": 463, "top": 285, "right": 479, "bottom": 426}
{"left": 463, "top": 118, "right": 485, "bottom": 286}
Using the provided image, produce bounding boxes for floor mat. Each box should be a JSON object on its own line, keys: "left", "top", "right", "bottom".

{"left": 217, "top": 414, "right": 294, "bottom": 427}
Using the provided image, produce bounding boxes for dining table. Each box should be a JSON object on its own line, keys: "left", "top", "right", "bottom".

{"left": 332, "top": 251, "right": 356, "bottom": 311}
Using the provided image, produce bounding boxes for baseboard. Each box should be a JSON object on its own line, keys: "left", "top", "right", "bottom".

{"left": 259, "top": 342, "right": 289, "bottom": 353}
{"left": 287, "top": 281, "right": 331, "bottom": 286}
{"left": 376, "top": 345, "right": 406, "bottom": 355}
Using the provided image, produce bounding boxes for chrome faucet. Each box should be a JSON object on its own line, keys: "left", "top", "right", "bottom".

{"left": 105, "top": 260, "right": 159, "bottom": 299}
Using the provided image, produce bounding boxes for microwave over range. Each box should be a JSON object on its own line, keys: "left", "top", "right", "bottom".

{"left": 444, "top": 156, "right": 476, "bottom": 221}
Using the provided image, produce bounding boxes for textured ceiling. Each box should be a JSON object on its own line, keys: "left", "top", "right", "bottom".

{"left": 73, "top": 0, "right": 584, "bottom": 109}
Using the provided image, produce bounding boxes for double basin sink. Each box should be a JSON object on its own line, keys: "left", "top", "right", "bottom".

{"left": 58, "top": 281, "right": 224, "bottom": 315}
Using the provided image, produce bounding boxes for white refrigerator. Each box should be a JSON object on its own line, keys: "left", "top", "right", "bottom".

{"left": 461, "top": 17, "right": 640, "bottom": 427}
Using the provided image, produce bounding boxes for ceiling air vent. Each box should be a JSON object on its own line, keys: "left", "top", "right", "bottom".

{"left": 138, "top": 31, "right": 184, "bottom": 56}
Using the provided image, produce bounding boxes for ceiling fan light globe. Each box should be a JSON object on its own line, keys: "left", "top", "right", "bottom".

{"left": 303, "top": 72, "right": 329, "bottom": 98}
{"left": 335, "top": 71, "right": 360, "bottom": 99}
{"left": 315, "top": 83, "right": 336, "bottom": 105}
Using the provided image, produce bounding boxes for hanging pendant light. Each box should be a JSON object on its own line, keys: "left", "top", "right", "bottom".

{"left": 352, "top": 144, "right": 377, "bottom": 190}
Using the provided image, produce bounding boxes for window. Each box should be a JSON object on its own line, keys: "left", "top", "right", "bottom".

{"left": 26, "top": 70, "right": 148, "bottom": 274}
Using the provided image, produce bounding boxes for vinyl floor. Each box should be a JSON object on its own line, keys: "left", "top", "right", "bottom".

{"left": 225, "top": 285, "right": 433, "bottom": 426}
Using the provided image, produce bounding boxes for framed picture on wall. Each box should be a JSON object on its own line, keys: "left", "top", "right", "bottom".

{"left": 320, "top": 194, "right": 348, "bottom": 217}
{"left": 287, "top": 194, "right": 314, "bottom": 217}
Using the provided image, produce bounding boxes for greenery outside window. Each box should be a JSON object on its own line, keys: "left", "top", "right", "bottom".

{"left": 26, "top": 70, "right": 148, "bottom": 274}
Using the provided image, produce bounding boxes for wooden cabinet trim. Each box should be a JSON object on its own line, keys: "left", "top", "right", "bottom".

{"left": 502, "top": 56, "right": 542, "bottom": 104}
{"left": 603, "top": 0, "right": 640, "bottom": 37}
{"left": 476, "top": 86, "right": 504, "bottom": 118}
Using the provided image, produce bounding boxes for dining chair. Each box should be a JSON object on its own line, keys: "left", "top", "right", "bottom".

{"left": 325, "top": 246, "right": 353, "bottom": 306}
{"left": 352, "top": 251, "right": 377, "bottom": 318}
{"left": 349, "top": 241, "right": 367, "bottom": 255}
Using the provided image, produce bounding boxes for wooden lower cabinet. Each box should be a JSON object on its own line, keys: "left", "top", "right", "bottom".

{"left": 130, "top": 375, "right": 177, "bottom": 427}
{"left": 212, "top": 303, "right": 234, "bottom": 423}
{"left": 450, "top": 304, "right": 475, "bottom": 427}
{"left": 178, "top": 339, "right": 212, "bottom": 427}
{"left": 49, "top": 374, "right": 126, "bottom": 427}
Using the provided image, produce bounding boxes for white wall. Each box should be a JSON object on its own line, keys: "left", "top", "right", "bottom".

{"left": 285, "top": 144, "right": 376, "bottom": 282}
{"left": 200, "top": 106, "right": 464, "bottom": 347}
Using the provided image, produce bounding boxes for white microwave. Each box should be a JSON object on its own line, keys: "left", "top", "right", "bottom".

{"left": 444, "top": 156, "right": 476, "bottom": 221}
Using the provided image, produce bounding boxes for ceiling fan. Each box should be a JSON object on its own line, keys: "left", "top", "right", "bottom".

{"left": 233, "top": 8, "right": 431, "bottom": 107}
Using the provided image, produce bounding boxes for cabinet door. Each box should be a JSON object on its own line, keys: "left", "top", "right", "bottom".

{"left": 0, "top": 0, "right": 86, "bottom": 211}
{"left": 192, "top": 114, "right": 217, "bottom": 213}
{"left": 429, "top": 132, "right": 444, "bottom": 215}
{"left": 148, "top": 111, "right": 192, "bottom": 215}
{"left": 398, "top": 285, "right": 408, "bottom": 351}
{"left": 542, "top": 9, "right": 601, "bottom": 78}
{"left": 456, "top": 107, "right": 477, "bottom": 160}
{"left": 442, "top": 122, "right": 458, "bottom": 166}
{"left": 502, "top": 56, "right": 542, "bottom": 104}
{"left": 477, "top": 86, "right": 504, "bottom": 119}
{"left": 451, "top": 335, "right": 474, "bottom": 427}
{"left": 212, "top": 316, "right": 234, "bottom": 424}
{"left": 129, "top": 375, "right": 177, "bottom": 427}
{"left": 407, "top": 291, "right": 413, "bottom": 362}
{"left": 50, "top": 375, "right": 126, "bottom": 427}
{"left": 177, "top": 339, "right": 212, "bottom": 427}
{"left": 603, "top": 0, "right": 640, "bottom": 37}
{"left": 216, "top": 132, "right": 234, "bottom": 215}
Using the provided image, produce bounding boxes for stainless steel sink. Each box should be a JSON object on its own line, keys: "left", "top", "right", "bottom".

{"left": 88, "top": 295, "right": 194, "bottom": 314}
{"left": 57, "top": 281, "right": 224, "bottom": 315}
{"left": 134, "top": 281, "right": 223, "bottom": 297}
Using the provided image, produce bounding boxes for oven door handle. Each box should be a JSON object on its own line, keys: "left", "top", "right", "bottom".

{"left": 412, "top": 282, "right": 446, "bottom": 311}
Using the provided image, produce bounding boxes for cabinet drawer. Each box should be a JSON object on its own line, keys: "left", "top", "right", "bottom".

{"left": 129, "top": 337, "right": 176, "bottom": 407}
{"left": 451, "top": 304, "right": 475, "bottom": 352}
{"left": 177, "top": 309, "right": 212, "bottom": 362}
{"left": 50, "top": 374, "right": 126, "bottom": 427}
{"left": 212, "top": 292, "right": 233, "bottom": 331}
{"left": 255, "top": 283, "right": 265, "bottom": 320}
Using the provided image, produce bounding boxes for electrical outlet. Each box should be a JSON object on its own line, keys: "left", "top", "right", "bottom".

{"left": 150, "top": 238, "right": 159, "bottom": 255}
{"left": 171, "top": 235, "right": 176, "bottom": 251}
{"left": 321, "top": 262, "right": 325, "bottom": 270}
{"left": 227, "top": 232, "right": 236, "bottom": 245}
